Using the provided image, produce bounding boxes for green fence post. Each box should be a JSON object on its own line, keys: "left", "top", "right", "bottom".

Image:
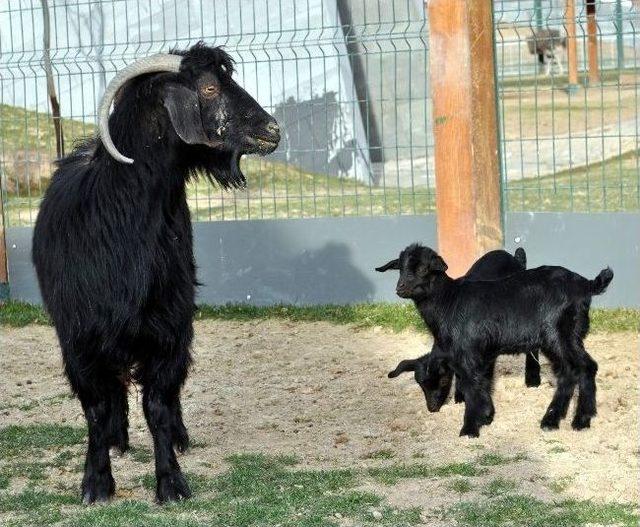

{"left": 615, "top": 0, "right": 625, "bottom": 70}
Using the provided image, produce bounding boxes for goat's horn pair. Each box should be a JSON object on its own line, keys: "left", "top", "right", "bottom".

{"left": 98, "top": 53, "right": 183, "bottom": 164}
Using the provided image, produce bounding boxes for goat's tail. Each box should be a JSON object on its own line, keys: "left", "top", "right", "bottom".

{"left": 514, "top": 247, "right": 527, "bottom": 268}
{"left": 590, "top": 267, "right": 614, "bottom": 295}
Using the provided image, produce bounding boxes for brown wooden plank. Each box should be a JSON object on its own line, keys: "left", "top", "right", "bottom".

{"left": 427, "top": 0, "right": 502, "bottom": 277}
{"left": 565, "top": 0, "right": 580, "bottom": 87}
{"left": 586, "top": 0, "right": 600, "bottom": 84}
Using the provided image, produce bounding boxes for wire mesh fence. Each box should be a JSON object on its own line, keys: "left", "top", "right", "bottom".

{"left": 495, "top": 0, "right": 640, "bottom": 212}
{"left": 0, "top": 0, "right": 638, "bottom": 228}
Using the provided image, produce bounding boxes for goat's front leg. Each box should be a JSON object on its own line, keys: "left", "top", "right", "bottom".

{"left": 140, "top": 352, "right": 192, "bottom": 503}
{"left": 456, "top": 370, "right": 492, "bottom": 438}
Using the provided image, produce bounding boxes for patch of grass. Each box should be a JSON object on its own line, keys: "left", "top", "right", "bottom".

{"left": 447, "top": 479, "right": 474, "bottom": 494}
{"left": 121, "top": 453, "right": 421, "bottom": 527}
{"left": 547, "top": 476, "right": 574, "bottom": 494}
{"left": 0, "top": 471, "right": 9, "bottom": 489}
{"left": 7, "top": 461, "right": 48, "bottom": 482}
{"left": 128, "top": 445, "right": 153, "bottom": 464}
{"left": 363, "top": 449, "right": 396, "bottom": 460}
{"left": 548, "top": 445, "right": 567, "bottom": 454}
{"left": 0, "top": 488, "right": 79, "bottom": 526}
{"left": 448, "top": 494, "right": 638, "bottom": 527}
{"left": 505, "top": 150, "right": 639, "bottom": 213}
{"left": 0, "top": 424, "right": 85, "bottom": 458}
{"left": 475, "top": 452, "right": 526, "bottom": 467}
{"left": 482, "top": 478, "right": 517, "bottom": 498}
{"left": 369, "top": 462, "right": 482, "bottom": 485}
{"left": 3, "top": 301, "right": 637, "bottom": 333}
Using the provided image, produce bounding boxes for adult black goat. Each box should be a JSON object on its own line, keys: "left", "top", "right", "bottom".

{"left": 32, "top": 43, "right": 280, "bottom": 504}
{"left": 385, "top": 248, "right": 541, "bottom": 413}
{"left": 377, "top": 244, "right": 612, "bottom": 438}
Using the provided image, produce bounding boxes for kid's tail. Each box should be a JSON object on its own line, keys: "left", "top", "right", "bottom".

{"left": 590, "top": 267, "right": 614, "bottom": 295}
{"left": 514, "top": 247, "right": 527, "bottom": 269}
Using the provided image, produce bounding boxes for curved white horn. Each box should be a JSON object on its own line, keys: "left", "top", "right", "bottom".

{"left": 98, "top": 53, "right": 182, "bottom": 164}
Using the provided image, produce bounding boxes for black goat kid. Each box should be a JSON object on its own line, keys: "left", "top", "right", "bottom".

{"left": 385, "top": 248, "right": 541, "bottom": 413}
{"left": 32, "top": 43, "right": 280, "bottom": 504}
{"left": 377, "top": 244, "right": 612, "bottom": 438}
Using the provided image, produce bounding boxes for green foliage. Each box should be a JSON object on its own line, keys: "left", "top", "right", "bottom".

{"left": 3, "top": 301, "right": 637, "bottom": 333}
{"left": 449, "top": 494, "right": 638, "bottom": 527}
{"left": 0, "top": 424, "right": 85, "bottom": 458}
{"left": 369, "top": 462, "right": 482, "bottom": 485}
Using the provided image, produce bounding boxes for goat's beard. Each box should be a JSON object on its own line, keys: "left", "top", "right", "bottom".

{"left": 191, "top": 147, "right": 246, "bottom": 190}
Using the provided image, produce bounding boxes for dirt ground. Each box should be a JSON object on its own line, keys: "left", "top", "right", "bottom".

{"left": 1, "top": 321, "right": 638, "bottom": 514}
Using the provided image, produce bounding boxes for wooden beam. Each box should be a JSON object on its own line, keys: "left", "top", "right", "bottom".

{"left": 565, "top": 0, "right": 580, "bottom": 89}
{"left": 586, "top": 0, "right": 600, "bottom": 84}
{"left": 427, "top": 0, "right": 503, "bottom": 278}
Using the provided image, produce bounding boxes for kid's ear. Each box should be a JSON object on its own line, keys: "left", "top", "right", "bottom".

{"left": 388, "top": 359, "right": 418, "bottom": 378}
{"left": 376, "top": 258, "right": 400, "bottom": 272}
{"left": 427, "top": 254, "right": 448, "bottom": 274}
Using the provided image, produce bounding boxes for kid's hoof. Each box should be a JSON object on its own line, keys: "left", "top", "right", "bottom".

{"left": 571, "top": 414, "right": 592, "bottom": 431}
{"left": 540, "top": 415, "right": 560, "bottom": 431}
{"left": 459, "top": 426, "right": 480, "bottom": 438}
{"left": 525, "top": 375, "right": 541, "bottom": 388}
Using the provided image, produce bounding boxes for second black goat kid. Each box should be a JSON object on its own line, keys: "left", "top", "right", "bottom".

{"left": 377, "top": 244, "right": 613, "bottom": 438}
{"left": 386, "top": 248, "right": 541, "bottom": 413}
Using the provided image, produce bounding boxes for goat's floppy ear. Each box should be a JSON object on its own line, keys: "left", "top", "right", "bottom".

{"left": 376, "top": 259, "right": 400, "bottom": 272}
{"left": 427, "top": 254, "right": 448, "bottom": 274}
{"left": 388, "top": 359, "right": 418, "bottom": 378}
{"left": 163, "top": 84, "right": 209, "bottom": 145}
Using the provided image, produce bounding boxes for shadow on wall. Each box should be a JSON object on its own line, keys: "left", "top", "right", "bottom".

{"left": 195, "top": 226, "right": 376, "bottom": 305}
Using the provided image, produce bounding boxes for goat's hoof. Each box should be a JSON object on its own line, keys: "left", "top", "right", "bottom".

{"left": 571, "top": 415, "right": 592, "bottom": 431}
{"left": 459, "top": 426, "right": 480, "bottom": 438}
{"left": 525, "top": 376, "right": 541, "bottom": 388}
{"left": 479, "top": 413, "right": 494, "bottom": 426}
{"left": 81, "top": 472, "right": 115, "bottom": 505}
{"left": 156, "top": 471, "right": 192, "bottom": 503}
{"left": 454, "top": 393, "right": 465, "bottom": 404}
{"left": 540, "top": 416, "right": 560, "bottom": 431}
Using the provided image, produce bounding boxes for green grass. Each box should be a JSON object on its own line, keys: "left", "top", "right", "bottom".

{"left": 447, "top": 479, "right": 474, "bottom": 494}
{"left": 0, "top": 424, "right": 86, "bottom": 458}
{"left": 362, "top": 449, "right": 396, "bottom": 460}
{"left": 476, "top": 452, "right": 527, "bottom": 467}
{"left": 128, "top": 445, "right": 154, "bottom": 464}
{"left": 505, "top": 150, "right": 639, "bottom": 213}
{"left": 448, "top": 494, "right": 638, "bottom": 527}
{"left": 482, "top": 478, "right": 518, "bottom": 498}
{"left": 1, "top": 453, "right": 421, "bottom": 527}
{"left": 368, "top": 462, "right": 483, "bottom": 485}
{"left": 1, "top": 301, "right": 638, "bottom": 333}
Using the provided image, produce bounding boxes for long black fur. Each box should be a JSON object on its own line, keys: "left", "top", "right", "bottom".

{"left": 32, "top": 43, "right": 279, "bottom": 504}
{"left": 378, "top": 244, "right": 613, "bottom": 438}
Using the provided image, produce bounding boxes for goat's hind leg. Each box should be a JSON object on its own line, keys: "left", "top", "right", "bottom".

{"left": 540, "top": 345, "right": 578, "bottom": 430}
{"left": 572, "top": 346, "right": 598, "bottom": 430}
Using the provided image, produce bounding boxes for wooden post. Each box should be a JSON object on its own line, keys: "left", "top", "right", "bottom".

{"left": 427, "top": 0, "right": 503, "bottom": 278}
{"left": 586, "top": 0, "right": 600, "bottom": 84}
{"left": 565, "top": 0, "right": 580, "bottom": 90}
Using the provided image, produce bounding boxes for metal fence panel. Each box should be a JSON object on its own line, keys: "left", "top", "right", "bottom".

{"left": 1, "top": 0, "right": 639, "bottom": 228}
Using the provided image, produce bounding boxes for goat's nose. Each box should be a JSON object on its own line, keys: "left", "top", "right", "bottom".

{"left": 266, "top": 120, "right": 280, "bottom": 135}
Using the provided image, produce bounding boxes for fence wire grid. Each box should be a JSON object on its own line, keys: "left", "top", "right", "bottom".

{"left": 1, "top": 0, "right": 639, "bottom": 228}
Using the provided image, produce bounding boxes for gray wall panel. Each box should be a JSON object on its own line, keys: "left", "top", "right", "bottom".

{"left": 505, "top": 213, "right": 639, "bottom": 308}
{"left": 6, "top": 213, "right": 639, "bottom": 307}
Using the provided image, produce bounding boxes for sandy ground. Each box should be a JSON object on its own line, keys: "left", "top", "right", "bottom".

{"left": 0, "top": 321, "right": 638, "bottom": 513}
